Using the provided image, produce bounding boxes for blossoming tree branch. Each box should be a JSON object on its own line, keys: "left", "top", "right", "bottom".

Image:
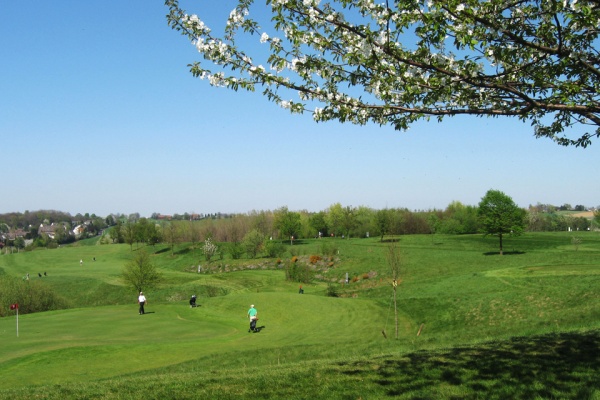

{"left": 166, "top": 0, "right": 600, "bottom": 147}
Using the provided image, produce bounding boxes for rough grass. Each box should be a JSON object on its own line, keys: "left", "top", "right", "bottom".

{"left": 0, "top": 232, "right": 599, "bottom": 399}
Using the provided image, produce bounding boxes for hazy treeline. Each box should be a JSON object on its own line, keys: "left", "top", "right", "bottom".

{"left": 1, "top": 202, "right": 594, "bottom": 252}
{"left": 107, "top": 203, "right": 595, "bottom": 250}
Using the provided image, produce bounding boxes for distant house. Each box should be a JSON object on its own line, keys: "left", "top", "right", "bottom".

{"left": 4, "top": 229, "right": 27, "bottom": 241}
{"left": 38, "top": 223, "right": 68, "bottom": 239}
{"left": 72, "top": 224, "right": 86, "bottom": 238}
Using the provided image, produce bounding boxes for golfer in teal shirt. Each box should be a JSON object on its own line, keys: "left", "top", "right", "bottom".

{"left": 247, "top": 304, "right": 258, "bottom": 332}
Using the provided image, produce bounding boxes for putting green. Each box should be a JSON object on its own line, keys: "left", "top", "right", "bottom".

{"left": 0, "top": 292, "right": 388, "bottom": 389}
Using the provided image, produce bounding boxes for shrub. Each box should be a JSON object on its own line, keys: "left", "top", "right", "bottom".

{"left": 243, "top": 229, "right": 264, "bottom": 259}
{"left": 0, "top": 276, "right": 69, "bottom": 317}
{"left": 285, "top": 260, "right": 313, "bottom": 283}
{"left": 228, "top": 242, "right": 244, "bottom": 259}
{"left": 320, "top": 242, "right": 339, "bottom": 257}
{"left": 202, "top": 238, "right": 218, "bottom": 262}
{"left": 309, "top": 255, "right": 322, "bottom": 264}
{"left": 289, "top": 246, "right": 301, "bottom": 257}
{"left": 362, "top": 273, "right": 370, "bottom": 280}
{"left": 326, "top": 283, "right": 339, "bottom": 297}
{"left": 264, "top": 240, "right": 286, "bottom": 258}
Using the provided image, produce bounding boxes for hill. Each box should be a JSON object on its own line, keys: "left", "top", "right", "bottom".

{"left": 0, "top": 232, "right": 599, "bottom": 398}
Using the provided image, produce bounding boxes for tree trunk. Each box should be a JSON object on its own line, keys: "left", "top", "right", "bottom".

{"left": 499, "top": 233, "right": 503, "bottom": 255}
{"left": 393, "top": 285, "right": 398, "bottom": 339}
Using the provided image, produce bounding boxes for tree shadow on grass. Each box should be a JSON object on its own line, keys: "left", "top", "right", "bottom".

{"left": 483, "top": 251, "right": 526, "bottom": 256}
{"left": 334, "top": 330, "right": 600, "bottom": 398}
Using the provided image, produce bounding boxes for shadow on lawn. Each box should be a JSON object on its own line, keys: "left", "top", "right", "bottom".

{"left": 483, "top": 251, "right": 526, "bottom": 256}
{"left": 336, "top": 330, "right": 600, "bottom": 398}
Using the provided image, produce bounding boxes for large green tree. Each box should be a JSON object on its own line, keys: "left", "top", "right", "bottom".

{"left": 375, "top": 208, "right": 391, "bottom": 242}
{"left": 167, "top": 0, "right": 600, "bottom": 147}
{"left": 478, "top": 189, "right": 527, "bottom": 255}
{"left": 274, "top": 207, "right": 302, "bottom": 244}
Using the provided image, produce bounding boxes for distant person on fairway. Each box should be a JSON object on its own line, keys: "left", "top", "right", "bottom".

{"left": 138, "top": 291, "right": 147, "bottom": 315}
{"left": 247, "top": 304, "right": 258, "bottom": 332}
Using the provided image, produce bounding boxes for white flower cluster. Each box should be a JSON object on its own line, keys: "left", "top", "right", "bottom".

{"left": 227, "top": 8, "right": 249, "bottom": 27}
{"left": 183, "top": 14, "right": 210, "bottom": 33}
{"left": 167, "top": 0, "right": 600, "bottom": 145}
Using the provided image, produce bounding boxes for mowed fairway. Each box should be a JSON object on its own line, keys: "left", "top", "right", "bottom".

{"left": 0, "top": 278, "right": 387, "bottom": 389}
{"left": 0, "top": 232, "right": 599, "bottom": 398}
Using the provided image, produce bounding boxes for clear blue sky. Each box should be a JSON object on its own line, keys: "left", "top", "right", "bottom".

{"left": 1, "top": 1, "right": 598, "bottom": 217}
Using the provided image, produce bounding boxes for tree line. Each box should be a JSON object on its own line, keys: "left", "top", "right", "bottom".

{"left": 1, "top": 198, "right": 596, "bottom": 254}
{"left": 107, "top": 200, "right": 596, "bottom": 254}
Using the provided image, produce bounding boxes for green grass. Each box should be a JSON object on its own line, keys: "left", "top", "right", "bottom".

{"left": 0, "top": 232, "right": 599, "bottom": 399}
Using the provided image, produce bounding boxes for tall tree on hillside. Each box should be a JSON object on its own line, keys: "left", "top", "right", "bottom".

{"left": 340, "top": 206, "right": 358, "bottom": 238}
{"left": 162, "top": 221, "right": 180, "bottom": 256}
{"left": 123, "top": 220, "right": 136, "bottom": 251}
{"left": 121, "top": 249, "right": 163, "bottom": 293}
{"left": 375, "top": 209, "right": 391, "bottom": 242}
{"left": 274, "top": 207, "right": 302, "bottom": 244}
{"left": 309, "top": 211, "right": 328, "bottom": 238}
{"left": 478, "top": 189, "right": 527, "bottom": 255}
{"left": 326, "top": 203, "right": 344, "bottom": 237}
{"left": 167, "top": 0, "right": 600, "bottom": 147}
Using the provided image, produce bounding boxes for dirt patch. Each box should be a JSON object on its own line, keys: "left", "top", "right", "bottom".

{"left": 572, "top": 211, "right": 594, "bottom": 219}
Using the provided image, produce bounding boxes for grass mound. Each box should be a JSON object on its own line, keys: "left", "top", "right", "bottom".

{"left": 0, "top": 232, "right": 598, "bottom": 398}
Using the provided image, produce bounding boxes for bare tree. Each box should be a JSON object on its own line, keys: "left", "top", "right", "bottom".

{"left": 386, "top": 242, "right": 401, "bottom": 340}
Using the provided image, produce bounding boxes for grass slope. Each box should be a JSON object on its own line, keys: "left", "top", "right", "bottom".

{"left": 0, "top": 232, "right": 598, "bottom": 398}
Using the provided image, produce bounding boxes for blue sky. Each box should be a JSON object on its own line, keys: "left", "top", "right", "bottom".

{"left": 1, "top": 1, "right": 598, "bottom": 217}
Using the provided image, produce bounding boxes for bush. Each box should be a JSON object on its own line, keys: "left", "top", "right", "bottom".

{"left": 202, "top": 238, "right": 218, "bottom": 262}
{"left": 228, "top": 242, "right": 244, "bottom": 259}
{"left": 326, "top": 283, "right": 339, "bottom": 297}
{"left": 264, "top": 240, "right": 286, "bottom": 258}
{"left": 0, "top": 276, "right": 69, "bottom": 317}
{"left": 309, "top": 255, "right": 322, "bottom": 264}
{"left": 243, "top": 229, "right": 264, "bottom": 259}
{"left": 285, "top": 260, "right": 313, "bottom": 284}
{"left": 320, "top": 242, "right": 339, "bottom": 257}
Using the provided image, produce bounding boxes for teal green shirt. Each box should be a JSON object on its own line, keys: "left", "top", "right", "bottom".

{"left": 248, "top": 307, "right": 257, "bottom": 318}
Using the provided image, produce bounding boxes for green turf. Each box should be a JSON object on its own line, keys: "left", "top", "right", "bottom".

{"left": 0, "top": 232, "right": 598, "bottom": 398}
